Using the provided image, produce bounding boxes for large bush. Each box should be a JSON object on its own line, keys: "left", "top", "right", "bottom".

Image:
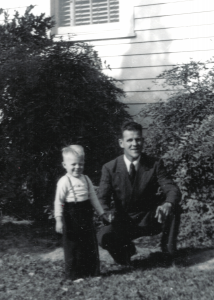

{"left": 0, "top": 7, "right": 130, "bottom": 220}
{"left": 139, "top": 59, "right": 214, "bottom": 246}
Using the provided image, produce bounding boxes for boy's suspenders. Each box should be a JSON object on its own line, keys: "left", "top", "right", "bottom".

{"left": 66, "top": 175, "right": 77, "bottom": 203}
{"left": 66, "top": 175, "right": 90, "bottom": 203}
{"left": 84, "top": 175, "right": 90, "bottom": 199}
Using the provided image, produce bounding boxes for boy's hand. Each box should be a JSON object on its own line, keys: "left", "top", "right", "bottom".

{"left": 55, "top": 218, "right": 63, "bottom": 234}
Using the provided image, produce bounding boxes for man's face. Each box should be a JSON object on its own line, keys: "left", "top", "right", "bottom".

{"left": 119, "top": 130, "right": 143, "bottom": 162}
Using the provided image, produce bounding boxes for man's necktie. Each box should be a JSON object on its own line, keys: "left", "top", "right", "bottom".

{"left": 129, "top": 163, "right": 136, "bottom": 184}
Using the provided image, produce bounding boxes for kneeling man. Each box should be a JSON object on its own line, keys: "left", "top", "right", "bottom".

{"left": 98, "top": 122, "right": 181, "bottom": 265}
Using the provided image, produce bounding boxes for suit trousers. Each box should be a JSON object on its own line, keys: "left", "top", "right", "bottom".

{"left": 97, "top": 206, "right": 181, "bottom": 264}
{"left": 63, "top": 201, "right": 100, "bottom": 280}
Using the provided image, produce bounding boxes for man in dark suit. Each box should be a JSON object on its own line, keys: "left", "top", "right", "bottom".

{"left": 98, "top": 121, "right": 181, "bottom": 265}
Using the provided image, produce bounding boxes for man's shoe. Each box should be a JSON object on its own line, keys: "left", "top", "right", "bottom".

{"left": 149, "top": 251, "right": 174, "bottom": 267}
{"left": 162, "top": 252, "right": 174, "bottom": 266}
{"left": 109, "top": 246, "right": 131, "bottom": 266}
{"left": 106, "top": 242, "right": 136, "bottom": 266}
{"left": 120, "top": 243, "right": 137, "bottom": 265}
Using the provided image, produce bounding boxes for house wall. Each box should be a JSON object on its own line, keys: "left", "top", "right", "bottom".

{"left": 87, "top": 0, "right": 214, "bottom": 117}
{"left": 2, "top": 1, "right": 214, "bottom": 118}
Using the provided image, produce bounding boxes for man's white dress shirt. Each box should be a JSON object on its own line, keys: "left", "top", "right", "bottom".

{"left": 123, "top": 155, "right": 141, "bottom": 173}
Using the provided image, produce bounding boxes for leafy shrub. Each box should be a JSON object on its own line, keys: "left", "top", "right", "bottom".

{"left": 0, "top": 7, "right": 130, "bottom": 220}
{"left": 139, "top": 59, "right": 214, "bottom": 246}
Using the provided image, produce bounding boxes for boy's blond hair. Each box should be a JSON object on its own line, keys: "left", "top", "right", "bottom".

{"left": 62, "top": 145, "right": 85, "bottom": 160}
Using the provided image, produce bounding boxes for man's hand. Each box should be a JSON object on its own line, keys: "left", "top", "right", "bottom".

{"left": 55, "top": 217, "right": 63, "bottom": 234}
{"left": 99, "top": 213, "right": 110, "bottom": 226}
{"left": 155, "top": 203, "right": 172, "bottom": 223}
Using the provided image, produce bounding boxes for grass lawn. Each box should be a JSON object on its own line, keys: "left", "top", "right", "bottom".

{"left": 0, "top": 220, "right": 214, "bottom": 300}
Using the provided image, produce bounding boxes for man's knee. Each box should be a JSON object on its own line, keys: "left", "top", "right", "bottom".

{"left": 99, "top": 232, "right": 113, "bottom": 249}
{"left": 97, "top": 225, "right": 112, "bottom": 248}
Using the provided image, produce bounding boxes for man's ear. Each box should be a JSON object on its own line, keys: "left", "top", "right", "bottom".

{"left": 118, "top": 138, "right": 124, "bottom": 149}
{"left": 62, "top": 162, "right": 66, "bottom": 169}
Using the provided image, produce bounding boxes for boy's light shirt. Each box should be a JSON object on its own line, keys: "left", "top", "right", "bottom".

{"left": 54, "top": 173, "right": 104, "bottom": 218}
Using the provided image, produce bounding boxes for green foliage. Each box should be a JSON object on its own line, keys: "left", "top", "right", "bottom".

{"left": 0, "top": 7, "right": 130, "bottom": 219}
{"left": 139, "top": 59, "right": 214, "bottom": 246}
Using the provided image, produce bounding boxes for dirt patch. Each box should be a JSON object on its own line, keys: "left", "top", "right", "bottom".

{"left": 1, "top": 217, "right": 214, "bottom": 271}
{"left": 40, "top": 245, "right": 151, "bottom": 264}
{"left": 40, "top": 245, "right": 214, "bottom": 270}
{"left": 1, "top": 216, "right": 33, "bottom": 225}
{"left": 40, "top": 247, "right": 64, "bottom": 261}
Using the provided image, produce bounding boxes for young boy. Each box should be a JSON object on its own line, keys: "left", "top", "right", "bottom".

{"left": 54, "top": 145, "right": 109, "bottom": 281}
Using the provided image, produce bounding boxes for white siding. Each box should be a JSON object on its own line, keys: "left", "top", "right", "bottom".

{"left": 87, "top": 0, "right": 214, "bottom": 115}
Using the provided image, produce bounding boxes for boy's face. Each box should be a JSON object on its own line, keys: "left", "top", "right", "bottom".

{"left": 62, "top": 154, "right": 84, "bottom": 178}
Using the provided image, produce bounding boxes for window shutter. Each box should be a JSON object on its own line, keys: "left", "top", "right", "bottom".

{"left": 109, "top": 0, "right": 119, "bottom": 23}
{"left": 75, "top": 0, "right": 91, "bottom": 26}
{"left": 59, "top": 0, "right": 119, "bottom": 27}
{"left": 92, "top": 0, "right": 119, "bottom": 24}
{"left": 60, "top": 0, "right": 72, "bottom": 26}
{"left": 92, "top": 0, "right": 108, "bottom": 24}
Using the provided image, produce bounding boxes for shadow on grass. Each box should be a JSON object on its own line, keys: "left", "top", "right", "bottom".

{"left": 0, "top": 221, "right": 61, "bottom": 254}
{"left": 101, "top": 247, "right": 214, "bottom": 277}
{"left": 134, "top": 247, "right": 214, "bottom": 268}
{"left": 174, "top": 247, "right": 214, "bottom": 266}
{"left": 1, "top": 221, "right": 214, "bottom": 276}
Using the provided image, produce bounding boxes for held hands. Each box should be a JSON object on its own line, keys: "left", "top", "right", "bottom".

{"left": 155, "top": 202, "right": 172, "bottom": 223}
{"left": 55, "top": 217, "right": 63, "bottom": 234}
{"left": 99, "top": 213, "right": 110, "bottom": 226}
{"left": 56, "top": 213, "right": 110, "bottom": 233}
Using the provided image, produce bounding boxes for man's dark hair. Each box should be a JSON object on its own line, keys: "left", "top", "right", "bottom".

{"left": 120, "top": 121, "right": 142, "bottom": 138}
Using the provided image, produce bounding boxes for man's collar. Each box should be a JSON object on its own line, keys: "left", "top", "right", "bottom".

{"left": 123, "top": 155, "right": 141, "bottom": 171}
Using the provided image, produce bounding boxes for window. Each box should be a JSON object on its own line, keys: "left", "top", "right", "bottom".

{"left": 51, "top": 0, "right": 135, "bottom": 41}
{"left": 60, "top": 0, "right": 119, "bottom": 27}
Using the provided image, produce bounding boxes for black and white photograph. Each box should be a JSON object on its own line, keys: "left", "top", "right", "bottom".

{"left": 0, "top": 0, "right": 214, "bottom": 299}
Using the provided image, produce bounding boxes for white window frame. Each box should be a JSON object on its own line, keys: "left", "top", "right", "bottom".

{"left": 51, "top": 0, "right": 135, "bottom": 41}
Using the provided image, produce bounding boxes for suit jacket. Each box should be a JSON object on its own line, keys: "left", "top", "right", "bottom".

{"left": 98, "top": 154, "right": 181, "bottom": 219}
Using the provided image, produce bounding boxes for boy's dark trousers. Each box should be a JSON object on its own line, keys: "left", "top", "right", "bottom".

{"left": 63, "top": 201, "right": 100, "bottom": 280}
